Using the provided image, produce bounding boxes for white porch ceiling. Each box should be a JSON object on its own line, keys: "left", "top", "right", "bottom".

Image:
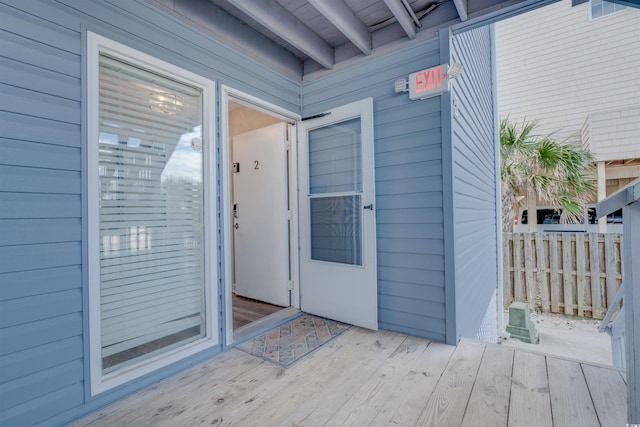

{"left": 147, "top": 0, "right": 555, "bottom": 80}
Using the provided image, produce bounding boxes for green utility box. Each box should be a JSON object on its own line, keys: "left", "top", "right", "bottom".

{"left": 506, "top": 302, "right": 538, "bottom": 344}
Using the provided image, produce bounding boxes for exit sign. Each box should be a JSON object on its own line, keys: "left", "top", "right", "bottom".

{"left": 409, "top": 64, "right": 451, "bottom": 100}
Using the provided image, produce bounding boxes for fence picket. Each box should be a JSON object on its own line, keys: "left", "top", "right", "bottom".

{"left": 562, "top": 234, "right": 573, "bottom": 315}
{"left": 524, "top": 233, "right": 535, "bottom": 310}
{"left": 575, "top": 233, "right": 586, "bottom": 317}
{"left": 514, "top": 234, "right": 525, "bottom": 302}
{"left": 503, "top": 234, "right": 513, "bottom": 305}
{"left": 549, "top": 235, "right": 561, "bottom": 313}
{"left": 535, "top": 234, "right": 549, "bottom": 312}
{"left": 604, "top": 233, "right": 617, "bottom": 310}
{"left": 502, "top": 233, "right": 513, "bottom": 307}
{"left": 589, "top": 233, "right": 603, "bottom": 318}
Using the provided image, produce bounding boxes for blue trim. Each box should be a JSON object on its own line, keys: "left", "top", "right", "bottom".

{"left": 439, "top": 27, "right": 457, "bottom": 346}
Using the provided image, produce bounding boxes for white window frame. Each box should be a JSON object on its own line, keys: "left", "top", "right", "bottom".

{"left": 87, "top": 32, "right": 218, "bottom": 395}
{"left": 589, "top": 0, "right": 627, "bottom": 20}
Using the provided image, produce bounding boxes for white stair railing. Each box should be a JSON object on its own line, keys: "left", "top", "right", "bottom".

{"left": 599, "top": 281, "right": 625, "bottom": 368}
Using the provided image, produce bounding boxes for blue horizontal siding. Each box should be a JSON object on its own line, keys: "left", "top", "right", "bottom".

{"left": 376, "top": 175, "right": 443, "bottom": 196}
{"left": 0, "top": 242, "right": 81, "bottom": 274}
{"left": 0, "top": 57, "right": 81, "bottom": 101}
{"left": 0, "top": 29, "right": 81, "bottom": 77}
{"left": 0, "top": 165, "right": 81, "bottom": 194}
{"left": 0, "top": 194, "right": 81, "bottom": 219}
{"left": 377, "top": 237, "right": 443, "bottom": 254}
{"left": 376, "top": 131, "right": 442, "bottom": 155}
{"left": 0, "top": 266, "right": 82, "bottom": 300}
{"left": 378, "top": 280, "right": 445, "bottom": 303}
{"left": 0, "top": 218, "right": 82, "bottom": 246}
{"left": 0, "top": 83, "right": 80, "bottom": 124}
{"left": 375, "top": 159, "right": 443, "bottom": 182}
{"left": 0, "top": 138, "right": 81, "bottom": 170}
{"left": 0, "top": 336, "right": 83, "bottom": 383}
{"left": 378, "top": 309, "right": 445, "bottom": 340}
{"left": 375, "top": 143, "right": 442, "bottom": 168}
{"left": 448, "top": 25, "right": 498, "bottom": 340}
{"left": 377, "top": 265, "right": 444, "bottom": 287}
{"left": 376, "top": 191, "right": 443, "bottom": 209}
{"left": 377, "top": 252, "right": 443, "bottom": 271}
{"left": 1, "top": 359, "right": 83, "bottom": 411}
{"left": 0, "top": 112, "right": 81, "bottom": 147}
{"left": 0, "top": 313, "right": 83, "bottom": 356}
{"left": 0, "top": 289, "right": 82, "bottom": 328}
{"left": 376, "top": 223, "right": 444, "bottom": 240}
{"left": 376, "top": 207, "right": 444, "bottom": 225}
{"left": 0, "top": 2, "right": 81, "bottom": 54}
{"left": 0, "top": 383, "right": 84, "bottom": 427}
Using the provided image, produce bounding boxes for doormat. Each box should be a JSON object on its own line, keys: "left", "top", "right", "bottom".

{"left": 236, "top": 314, "right": 351, "bottom": 368}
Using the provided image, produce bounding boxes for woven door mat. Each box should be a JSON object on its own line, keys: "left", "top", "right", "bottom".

{"left": 236, "top": 314, "right": 351, "bottom": 368}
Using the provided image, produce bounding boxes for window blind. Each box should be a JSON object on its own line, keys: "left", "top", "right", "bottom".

{"left": 98, "top": 54, "right": 206, "bottom": 372}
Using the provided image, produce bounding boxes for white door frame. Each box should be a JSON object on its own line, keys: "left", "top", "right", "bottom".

{"left": 220, "top": 85, "right": 301, "bottom": 346}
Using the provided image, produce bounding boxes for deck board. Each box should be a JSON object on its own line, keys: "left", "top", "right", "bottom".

{"left": 278, "top": 330, "right": 408, "bottom": 426}
{"left": 462, "top": 344, "right": 513, "bottom": 426}
{"left": 508, "top": 350, "right": 553, "bottom": 427}
{"left": 582, "top": 363, "right": 627, "bottom": 427}
{"left": 331, "top": 335, "right": 431, "bottom": 426}
{"left": 70, "top": 330, "right": 627, "bottom": 427}
{"left": 547, "top": 357, "right": 599, "bottom": 427}
{"left": 370, "top": 341, "right": 455, "bottom": 426}
{"left": 416, "top": 339, "right": 485, "bottom": 426}
{"left": 229, "top": 327, "right": 388, "bottom": 426}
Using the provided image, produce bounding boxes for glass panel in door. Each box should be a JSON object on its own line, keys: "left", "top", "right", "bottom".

{"left": 307, "top": 118, "right": 363, "bottom": 266}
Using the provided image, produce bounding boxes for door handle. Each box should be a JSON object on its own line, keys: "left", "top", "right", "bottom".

{"left": 363, "top": 204, "right": 374, "bottom": 210}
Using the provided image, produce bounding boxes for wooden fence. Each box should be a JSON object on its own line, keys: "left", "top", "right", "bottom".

{"left": 503, "top": 233, "right": 623, "bottom": 319}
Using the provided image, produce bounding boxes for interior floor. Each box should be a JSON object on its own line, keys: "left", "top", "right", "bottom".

{"left": 233, "top": 294, "right": 284, "bottom": 330}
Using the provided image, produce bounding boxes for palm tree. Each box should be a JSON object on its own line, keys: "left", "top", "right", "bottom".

{"left": 500, "top": 118, "right": 596, "bottom": 232}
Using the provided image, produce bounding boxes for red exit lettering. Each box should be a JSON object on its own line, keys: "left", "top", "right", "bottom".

{"left": 415, "top": 66, "right": 446, "bottom": 93}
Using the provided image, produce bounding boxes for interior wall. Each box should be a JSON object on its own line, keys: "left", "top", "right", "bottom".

{"left": 228, "top": 104, "right": 283, "bottom": 140}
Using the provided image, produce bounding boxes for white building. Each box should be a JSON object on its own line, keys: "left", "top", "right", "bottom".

{"left": 496, "top": 0, "right": 640, "bottom": 229}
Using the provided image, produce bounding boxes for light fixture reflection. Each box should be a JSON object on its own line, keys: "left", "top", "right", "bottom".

{"left": 149, "top": 92, "right": 184, "bottom": 115}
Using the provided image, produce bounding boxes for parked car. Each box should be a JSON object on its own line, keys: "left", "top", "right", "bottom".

{"left": 514, "top": 205, "right": 623, "bottom": 233}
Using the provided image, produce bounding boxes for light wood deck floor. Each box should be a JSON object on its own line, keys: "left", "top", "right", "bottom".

{"left": 71, "top": 328, "right": 627, "bottom": 426}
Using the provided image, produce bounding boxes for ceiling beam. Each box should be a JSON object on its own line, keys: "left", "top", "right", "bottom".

{"left": 382, "top": 0, "right": 417, "bottom": 39}
{"left": 227, "top": 0, "right": 334, "bottom": 69}
{"left": 308, "top": 0, "right": 372, "bottom": 55}
{"left": 453, "top": 0, "right": 468, "bottom": 21}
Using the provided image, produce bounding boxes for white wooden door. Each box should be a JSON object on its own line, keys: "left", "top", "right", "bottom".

{"left": 298, "top": 98, "right": 378, "bottom": 329}
{"left": 233, "top": 123, "right": 289, "bottom": 307}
